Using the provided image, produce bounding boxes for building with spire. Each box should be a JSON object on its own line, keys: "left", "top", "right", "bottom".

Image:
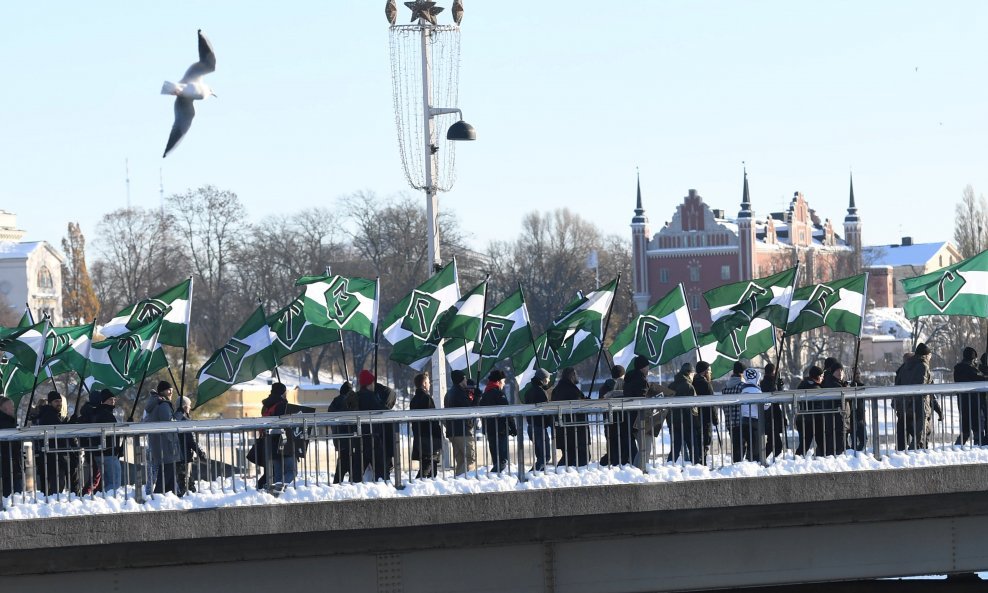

{"left": 631, "top": 172, "right": 862, "bottom": 329}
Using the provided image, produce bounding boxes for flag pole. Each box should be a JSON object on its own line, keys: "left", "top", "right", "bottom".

{"left": 127, "top": 318, "right": 167, "bottom": 422}
{"left": 519, "top": 283, "right": 542, "bottom": 373}
{"left": 776, "top": 263, "right": 801, "bottom": 375}
{"left": 179, "top": 275, "right": 193, "bottom": 398}
{"left": 680, "top": 284, "right": 703, "bottom": 362}
{"left": 852, "top": 271, "right": 870, "bottom": 378}
{"left": 589, "top": 273, "right": 621, "bottom": 398}
{"left": 22, "top": 317, "right": 50, "bottom": 426}
{"left": 70, "top": 318, "right": 96, "bottom": 420}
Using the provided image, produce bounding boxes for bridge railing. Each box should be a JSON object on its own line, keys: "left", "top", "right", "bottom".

{"left": 0, "top": 381, "right": 985, "bottom": 509}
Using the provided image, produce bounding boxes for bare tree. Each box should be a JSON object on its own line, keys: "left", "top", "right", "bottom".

{"left": 954, "top": 185, "right": 988, "bottom": 258}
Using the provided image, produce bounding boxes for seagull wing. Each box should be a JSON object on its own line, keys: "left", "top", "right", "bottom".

{"left": 163, "top": 97, "right": 196, "bottom": 158}
{"left": 180, "top": 30, "right": 217, "bottom": 82}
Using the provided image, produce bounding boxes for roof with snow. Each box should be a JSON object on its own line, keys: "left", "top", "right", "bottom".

{"left": 0, "top": 241, "right": 46, "bottom": 260}
{"left": 863, "top": 242, "right": 948, "bottom": 267}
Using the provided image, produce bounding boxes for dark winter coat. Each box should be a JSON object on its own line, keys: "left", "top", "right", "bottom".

{"left": 954, "top": 360, "right": 984, "bottom": 383}
{"left": 328, "top": 389, "right": 358, "bottom": 438}
{"left": 622, "top": 367, "right": 649, "bottom": 398}
{"left": 694, "top": 373, "right": 718, "bottom": 426}
{"left": 819, "top": 373, "right": 848, "bottom": 412}
{"left": 90, "top": 403, "right": 123, "bottom": 457}
{"left": 410, "top": 387, "right": 443, "bottom": 461}
{"left": 145, "top": 396, "right": 180, "bottom": 464}
{"left": 357, "top": 386, "right": 386, "bottom": 437}
{"left": 376, "top": 383, "right": 397, "bottom": 410}
{"left": 34, "top": 406, "right": 74, "bottom": 451}
{"left": 599, "top": 377, "right": 624, "bottom": 399}
{"left": 551, "top": 378, "right": 588, "bottom": 435}
{"left": 444, "top": 384, "right": 475, "bottom": 437}
{"left": 896, "top": 355, "right": 937, "bottom": 420}
{"left": 525, "top": 380, "right": 551, "bottom": 433}
{"left": 479, "top": 384, "right": 517, "bottom": 437}
{"left": 174, "top": 409, "right": 207, "bottom": 463}
{"left": 668, "top": 371, "right": 698, "bottom": 417}
{"left": 0, "top": 411, "right": 21, "bottom": 494}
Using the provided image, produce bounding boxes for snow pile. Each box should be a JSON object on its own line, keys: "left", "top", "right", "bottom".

{"left": 864, "top": 307, "right": 912, "bottom": 339}
{"left": 3, "top": 446, "right": 988, "bottom": 521}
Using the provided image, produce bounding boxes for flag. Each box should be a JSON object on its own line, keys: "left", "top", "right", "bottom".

{"left": 268, "top": 295, "right": 341, "bottom": 360}
{"left": 511, "top": 332, "right": 561, "bottom": 401}
{"left": 85, "top": 314, "right": 168, "bottom": 395}
{"left": 296, "top": 274, "right": 379, "bottom": 339}
{"left": 697, "top": 318, "right": 776, "bottom": 380}
{"left": 443, "top": 338, "right": 485, "bottom": 379}
{"left": 438, "top": 280, "right": 487, "bottom": 342}
{"left": 547, "top": 278, "right": 617, "bottom": 346}
{"left": 704, "top": 267, "right": 797, "bottom": 339}
{"left": 0, "top": 320, "right": 48, "bottom": 376}
{"left": 0, "top": 355, "right": 37, "bottom": 405}
{"left": 101, "top": 278, "right": 192, "bottom": 348}
{"left": 609, "top": 284, "right": 697, "bottom": 369}
{"left": 44, "top": 323, "right": 95, "bottom": 378}
{"left": 196, "top": 306, "right": 278, "bottom": 406}
{"left": 474, "top": 289, "right": 533, "bottom": 363}
{"left": 381, "top": 261, "right": 460, "bottom": 370}
{"left": 902, "top": 250, "right": 988, "bottom": 319}
{"left": 786, "top": 273, "right": 868, "bottom": 336}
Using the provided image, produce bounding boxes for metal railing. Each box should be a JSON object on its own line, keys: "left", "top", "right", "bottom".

{"left": 0, "top": 381, "right": 986, "bottom": 512}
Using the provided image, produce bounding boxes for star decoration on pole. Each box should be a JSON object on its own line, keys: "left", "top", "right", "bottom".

{"left": 405, "top": 0, "right": 444, "bottom": 25}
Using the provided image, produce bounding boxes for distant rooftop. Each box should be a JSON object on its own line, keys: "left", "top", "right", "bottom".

{"left": 863, "top": 241, "right": 947, "bottom": 267}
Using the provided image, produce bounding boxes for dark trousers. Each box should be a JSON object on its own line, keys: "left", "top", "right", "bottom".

{"left": 604, "top": 413, "right": 638, "bottom": 466}
{"left": 37, "top": 452, "right": 70, "bottom": 495}
{"left": 528, "top": 420, "right": 553, "bottom": 470}
{"left": 668, "top": 411, "right": 702, "bottom": 463}
{"left": 813, "top": 413, "right": 846, "bottom": 456}
{"left": 764, "top": 404, "right": 787, "bottom": 457}
{"left": 956, "top": 394, "right": 984, "bottom": 446}
{"left": 356, "top": 433, "right": 387, "bottom": 481}
{"left": 795, "top": 413, "right": 815, "bottom": 456}
{"left": 730, "top": 425, "right": 744, "bottom": 463}
{"left": 487, "top": 433, "right": 509, "bottom": 472}
{"left": 739, "top": 417, "right": 763, "bottom": 463}
{"left": 153, "top": 462, "right": 181, "bottom": 494}
{"left": 558, "top": 427, "right": 589, "bottom": 467}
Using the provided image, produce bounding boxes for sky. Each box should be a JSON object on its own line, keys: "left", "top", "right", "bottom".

{"left": 2, "top": 1, "right": 986, "bottom": 257}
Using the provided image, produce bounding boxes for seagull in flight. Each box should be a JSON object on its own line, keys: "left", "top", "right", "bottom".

{"left": 160, "top": 30, "right": 217, "bottom": 158}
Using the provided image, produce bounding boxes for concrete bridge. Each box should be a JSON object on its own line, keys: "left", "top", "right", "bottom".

{"left": 2, "top": 463, "right": 987, "bottom": 592}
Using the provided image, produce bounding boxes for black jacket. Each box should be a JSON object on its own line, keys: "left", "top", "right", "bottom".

{"left": 622, "top": 368, "right": 649, "bottom": 398}
{"left": 954, "top": 360, "right": 984, "bottom": 383}
{"left": 444, "top": 384, "right": 475, "bottom": 437}
{"left": 479, "top": 385, "right": 517, "bottom": 437}
{"left": 90, "top": 403, "right": 123, "bottom": 457}
{"left": 34, "top": 406, "right": 73, "bottom": 450}
{"left": 525, "top": 381, "right": 549, "bottom": 405}
{"left": 410, "top": 387, "right": 443, "bottom": 459}
{"left": 376, "top": 382, "right": 397, "bottom": 410}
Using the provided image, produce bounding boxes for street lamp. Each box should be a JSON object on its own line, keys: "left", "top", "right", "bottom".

{"left": 389, "top": 1, "right": 475, "bottom": 406}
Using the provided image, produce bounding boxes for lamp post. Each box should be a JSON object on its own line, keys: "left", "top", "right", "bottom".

{"left": 390, "top": 1, "right": 475, "bottom": 406}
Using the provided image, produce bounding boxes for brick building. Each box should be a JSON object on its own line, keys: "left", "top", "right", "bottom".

{"left": 631, "top": 172, "right": 861, "bottom": 330}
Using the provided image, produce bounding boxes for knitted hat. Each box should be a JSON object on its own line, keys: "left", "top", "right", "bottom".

{"left": 733, "top": 361, "right": 745, "bottom": 375}
{"left": 357, "top": 370, "right": 376, "bottom": 387}
{"left": 46, "top": 391, "right": 62, "bottom": 402}
{"left": 156, "top": 381, "right": 173, "bottom": 393}
{"left": 487, "top": 369, "right": 505, "bottom": 383}
{"left": 695, "top": 361, "right": 710, "bottom": 373}
{"left": 915, "top": 343, "right": 931, "bottom": 356}
{"left": 807, "top": 365, "right": 824, "bottom": 379}
{"left": 271, "top": 382, "right": 287, "bottom": 396}
{"left": 964, "top": 347, "right": 978, "bottom": 361}
{"left": 680, "top": 363, "right": 694, "bottom": 375}
{"left": 99, "top": 389, "right": 116, "bottom": 403}
{"left": 450, "top": 370, "right": 466, "bottom": 385}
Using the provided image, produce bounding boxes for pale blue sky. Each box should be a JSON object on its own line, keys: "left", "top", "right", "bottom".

{"left": 1, "top": 1, "right": 986, "bottom": 254}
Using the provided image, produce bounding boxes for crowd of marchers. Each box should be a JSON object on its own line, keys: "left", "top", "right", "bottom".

{"left": 0, "top": 339, "right": 985, "bottom": 497}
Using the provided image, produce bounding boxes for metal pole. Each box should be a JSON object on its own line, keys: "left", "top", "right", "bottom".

{"left": 589, "top": 274, "right": 621, "bottom": 398}
{"left": 420, "top": 22, "right": 447, "bottom": 411}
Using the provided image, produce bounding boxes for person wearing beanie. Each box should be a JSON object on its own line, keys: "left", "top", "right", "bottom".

{"left": 760, "top": 363, "right": 787, "bottom": 459}
{"left": 352, "top": 370, "right": 387, "bottom": 482}
{"left": 526, "top": 368, "right": 554, "bottom": 471}
{"left": 818, "top": 361, "right": 849, "bottom": 456}
{"left": 720, "top": 361, "right": 748, "bottom": 463}
{"left": 954, "top": 346, "right": 986, "bottom": 445}
{"left": 88, "top": 389, "right": 122, "bottom": 492}
{"left": 145, "top": 382, "right": 181, "bottom": 495}
{"left": 328, "top": 381, "right": 361, "bottom": 484}
{"left": 794, "top": 365, "right": 825, "bottom": 456}
{"left": 551, "top": 367, "right": 590, "bottom": 467}
{"left": 479, "top": 369, "right": 517, "bottom": 473}
{"left": 409, "top": 373, "right": 443, "bottom": 479}
{"left": 261, "top": 383, "right": 289, "bottom": 417}
{"left": 896, "top": 341, "right": 940, "bottom": 451}
{"left": 443, "top": 368, "right": 476, "bottom": 476}
{"left": 666, "top": 362, "right": 700, "bottom": 464}
{"left": 693, "top": 361, "right": 718, "bottom": 461}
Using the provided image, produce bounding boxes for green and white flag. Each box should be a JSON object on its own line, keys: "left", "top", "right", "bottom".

{"left": 381, "top": 261, "right": 460, "bottom": 370}
{"left": 697, "top": 317, "right": 776, "bottom": 380}
{"left": 547, "top": 278, "right": 617, "bottom": 347}
{"left": 556, "top": 328, "right": 600, "bottom": 368}
{"left": 296, "top": 274, "right": 379, "bottom": 340}
{"left": 196, "top": 306, "right": 278, "bottom": 407}
{"left": 902, "top": 250, "right": 988, "bottom": 319}
{"left": 101, "top": 278, "right": 192, "bottom": 348}
{"left": 438, "top": 280, "right": 487, "bottom": 342}
{"left": 44, "top": 323, "right": 95, "bottom": 378}
{"left": 704, "top": 267, "right": 797, "bottom": 339}
{"left": 85, "top": 314, "right": 167, "bottom": 395}
{"left": 610, "top": 284, "right": 697, "bottom": 369}
{"left": 0, "top": 320, "right": 48, "bottom": 376}
{"left": 473, "top": 288, "right": 533, "bottom": 363}
{"left": 443, "top": 338, "right": 487, "bottom": 380}
{"left": 786, "top": 273, "right": 868, "bottom": 336}
{"left": 0, "top": 355, "right": 38, "bottom": 405}
{"left": 512, "top": 332, "right": 561, "bottom": 402}
{"left": 268, "top": 295, "right": 341, "bottom": 361}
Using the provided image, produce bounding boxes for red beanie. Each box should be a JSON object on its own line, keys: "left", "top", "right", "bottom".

{"left": 358, "top": 370, "right": 376, "bottom": 387}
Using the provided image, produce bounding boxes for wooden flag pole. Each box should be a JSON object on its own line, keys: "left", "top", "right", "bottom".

{"left": 179, "top": 275, "right": 194, "bottom": 398}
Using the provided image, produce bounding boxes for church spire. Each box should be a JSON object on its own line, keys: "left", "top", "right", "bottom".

{"left": 845, "top": 172, "right": 859, "bottom": 222}
{"left": 632, "top": 168, "right": 647, "bottom": 224}
{"left": 738, "top": 166, "right": 752, "bottom": 219}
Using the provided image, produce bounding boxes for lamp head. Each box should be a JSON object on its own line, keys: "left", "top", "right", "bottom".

{"left": 446, "top": 120, "right": 476, "bottom": 141}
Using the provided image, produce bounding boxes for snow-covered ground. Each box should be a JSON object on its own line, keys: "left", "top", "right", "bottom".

{"left": 3, "top": 444, "right": 987, "bottom": 522}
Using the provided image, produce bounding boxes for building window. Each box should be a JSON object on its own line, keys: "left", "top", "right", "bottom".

{"left": 690, "top": 294, "right": 701, "bottom": 311}
{"left": 721, "top": 265, "right": 731, "bottom": 280}
{"left": 689, "top": 265, "right": 701, "bottom": 282}
{"left": 37, "top": 266, "right": 53, "bottom": 290}
{"left": 659, "top": 269, "right": 670, "bottom": 283}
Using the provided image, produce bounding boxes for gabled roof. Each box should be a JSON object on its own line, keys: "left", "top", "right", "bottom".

{"left": 862, "top": 242, "right": 948, "bottom": 267}
{"left": 0, "top": 241, "right": 65, "bottom": 263}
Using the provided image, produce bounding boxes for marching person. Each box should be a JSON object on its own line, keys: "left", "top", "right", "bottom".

{"left": 552, "top": 367, "right": 590, "bottom": 467}
{"left": 90, "top": 389, "right": 123, "bottom": 493}
{"left": 693, "top": 361, "right": 718, "bottom": 462}
{"left": 145, "top": 381, "right": 181, "bottom": 494}
{"left": 667, "top": 363, "right": 700, "bottom": 464}
{"left": 819, "top": 361, "right": 849, "bottom": 456}
{"left": 328, "top": 381, "right": 360, "bottom": 483}
{"left": 174, "top": 396, "right": 207, "bottom": 495}
{"left": 0, "top": 397, "right": 23, "bottom": 497}
{"left": 409, "top": 373, "right": 443, "bottom": 479}
{"left": 478, "top": 369, "right": 517, "bottom": 473}
{"left": 721, "top": 362, "right": 747, "bottom": 463}
{"left": 525, "top": 369, "right": 554, "bottom": 471}
{"left": 953, "top": 347, "right": 985, "bottom": 446}
{"left": 737, "top": 368, "right": 766, "bottom": 462}
{"left": 444, "top": 370, "right": 477, "bottom": 476}
{"left": 896, "top": 343, "right": 942, "bottom": 450}
{"left": 760, "top": 363, "right": 787, "bottom": 458}
{"left": 34, "top": 391, "right": 72, "bottom": 495}
{"left": 356, "top": 371, "right": 388, "bottom": 482}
